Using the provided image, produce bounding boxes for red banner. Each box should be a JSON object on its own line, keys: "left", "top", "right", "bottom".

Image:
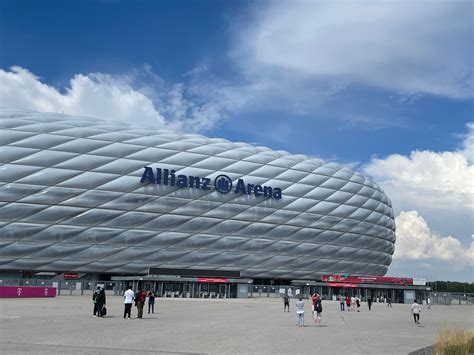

{"left": 322, "top": 275, "right": 413, "bottom": 285}
{"left": 63, "top": 272, "right": 78, "bottom": 279}
{"left": 0, "top": 286, "right": 57, "bottom": 298}
{"left": 327, "top": 282, "right": 358, "bottom": 288}
{"left": 198, "top": 278, "right": 228, "bottom": 283}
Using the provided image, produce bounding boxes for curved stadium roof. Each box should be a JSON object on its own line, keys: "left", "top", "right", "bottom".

{"left": 0, "top": 109, "right": 395, "bottom": 279}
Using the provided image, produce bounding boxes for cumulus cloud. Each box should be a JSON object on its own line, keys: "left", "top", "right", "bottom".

{"left": 394, "top": 211, "right": 474, "bottom": 266}
{"left": 461, "top": 122, "right": 474, "bottom": 163}
{"left": 363, "top": 124, "right": 474, "bottom": 274}
{"left": 0, "top": 66, "right": 227, "bottom": 132}
{"left": 234, "top": 0, "right": 473, "bottom": 99}
{"left": 364, "top": 148, "right": 474, "bottom": 210}
{"left": 364, "top": 123, "right": 474, "bottom": 211}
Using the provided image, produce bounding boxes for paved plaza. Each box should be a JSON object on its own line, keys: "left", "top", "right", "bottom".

{"left": 1, "top": 296, "right": 473, "bottom": 354}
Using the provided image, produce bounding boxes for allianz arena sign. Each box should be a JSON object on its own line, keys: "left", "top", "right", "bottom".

{"left": 140, "top": 166, "right": 283, "bottom": 199}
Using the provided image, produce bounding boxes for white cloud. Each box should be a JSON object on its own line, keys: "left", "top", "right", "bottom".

{"left": 234, "top": 0, "right": 473, "bottom": 99}
{"left": 394, "top": 211, "right": 474, "bottom": 266}
{"left": 461, "top": 122, "right": 474, "bottom": 163}
{"left": 0, "top": 66, "right": 227, "bottom": 133}
{"left": 364, "top": 123, "right": 474, "bottom": 213}
{"left": 364, "top": 149, "right": 474, "bottom": 210}
{"left": 363, "top": 124, "right": 474, "bottom": 277}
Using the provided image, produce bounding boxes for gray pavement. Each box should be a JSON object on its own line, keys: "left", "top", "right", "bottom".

{"left": 1, "top": 296, "right": 473, "bottom": 354}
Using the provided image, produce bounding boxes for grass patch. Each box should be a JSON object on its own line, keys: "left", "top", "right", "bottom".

{"left": 436, "top": 325, "right": 474, "bottom": 354}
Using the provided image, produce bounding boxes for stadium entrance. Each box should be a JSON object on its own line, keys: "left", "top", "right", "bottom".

{"left": 112, "top": 268, "right": 252, "bottom": 299}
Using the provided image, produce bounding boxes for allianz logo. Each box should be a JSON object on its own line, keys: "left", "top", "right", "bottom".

{"left": 140, "top": 166, "right": 282, "bottom": 200}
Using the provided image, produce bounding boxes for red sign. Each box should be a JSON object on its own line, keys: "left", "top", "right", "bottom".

{"left": 198, "top": 278, "right": 228, "bottom": 283}
{"left": 322, "top": 275, "right": 413, "bottom": 285}
{"left": 0, "top": 286, "right": 57, "bottom": 298}
{"left": 63, "top": 272, "right": 78, "bottom": 279}
{"left": 328, "top": 283, "right": 358, "bottom": 288}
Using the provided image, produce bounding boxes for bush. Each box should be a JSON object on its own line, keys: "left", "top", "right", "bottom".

{"left": 436, "top": 326, "right": 474, "bottom": 354}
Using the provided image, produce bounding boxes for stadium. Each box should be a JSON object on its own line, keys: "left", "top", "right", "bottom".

{"left": 0, "top": 109, "right": 399, "bottom": 298}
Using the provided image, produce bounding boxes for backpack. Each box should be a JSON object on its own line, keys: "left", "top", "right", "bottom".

{"left": 316, "top": 300, "right": 323, "bottom": 313}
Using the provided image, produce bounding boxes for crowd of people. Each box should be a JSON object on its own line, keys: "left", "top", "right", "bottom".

{"left": 92, "top": 286, "right": 156, "bottom": 320}
{"left": 92, "top": 286, "right": 427, "bottom": 326}
{"left": 287, "top": 293, "right": 427, "bottom": 327}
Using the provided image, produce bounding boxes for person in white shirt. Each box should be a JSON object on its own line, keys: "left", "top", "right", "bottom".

{"left": 411, "top": 300, "right": 421, "bottom": 324}
{"left": 295, "top": 296, "right": 305, "bottom": 327}
{"left": 123, "top": 288, "right": 135, "bottom": 319}
{"left": 427, "top": 297, "right": 431, "bottom": 310}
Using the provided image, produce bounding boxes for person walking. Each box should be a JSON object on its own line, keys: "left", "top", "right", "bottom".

{"left": 411, "top": 300, "right": 421, "bottom": 324}
{"left": 92, "top": 286, "right": 101, "bottom": 317}
{"left": 367, "top": 295, "right": 373, "bottom": 311}
{"left": 283, "top": 293, "right": 290, "bottom": 312}
{"left": 345, "top": 295, "right": 351, "bottom": 311}
{"left": 95, "top": 287, "right": 106, "bottom": 318}
{"left": 123, "top": 287, "right": 134, "bottom": 319}
{"left": 148, "top": 290, "right": 156, "bottom": 314}
{"left": 135, "top": 289, "right": 147, "bottom": 319}
{"left": 427, "top": 297, "right": 431, "bottom": 310}
{"left": 339, "top": 294, "right": 345, "bottom": 311}
{"left": 295, "top": 296, "right": 305, "bottom": 327}
{"left": 311, "top": 293, "right": 318, "bottom": 321}
{"left": 356, "top": 296, "right": 361, "bottom": 312}
{"left": 387, "top": 296, "right": 392, "bottom": 307}
{"left": 314, "top": 294, "right": 323, "bottom": 325}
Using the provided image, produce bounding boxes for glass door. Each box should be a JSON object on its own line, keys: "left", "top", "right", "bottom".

{"left": 219, "top": 284, "right": 227, "bottom": 298}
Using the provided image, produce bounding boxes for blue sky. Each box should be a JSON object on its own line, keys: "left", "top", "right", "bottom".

{"left": 0, "top": 0, "right": 473, "bottom": 281}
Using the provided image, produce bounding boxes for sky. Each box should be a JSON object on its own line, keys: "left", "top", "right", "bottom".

{"left": 0, "top": 0, "right": 472, "bottom": 281}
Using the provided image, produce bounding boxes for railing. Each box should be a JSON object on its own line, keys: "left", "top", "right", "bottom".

{"left": 429, "top": 292, "right": 473, "bottom": 305}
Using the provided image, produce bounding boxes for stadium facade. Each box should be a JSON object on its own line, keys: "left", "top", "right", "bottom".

{"left": 0, "top": 109, "right": 396, "bottom": 295}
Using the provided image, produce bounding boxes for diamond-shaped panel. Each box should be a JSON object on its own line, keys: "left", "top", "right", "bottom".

{"left": 0, "top": 109, "right": 396, "bottom": 278}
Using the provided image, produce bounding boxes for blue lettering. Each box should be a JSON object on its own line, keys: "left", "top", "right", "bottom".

{"left": 170, "top": 170, "right": 176, "bottom": 186}
{"left": 189, "top": 176, "right": 200, "bottom": 188}
{"left": 246, "top": 184, "right": 254, "bottom": 195}
{"left": 235, "top": 179, "right": 247, "bottom": 194}
{"left": 201, "top": 177, "right": 210, "bottom": 190}
{"left": 177, "top": 175, "right": 188, "bottom": 188}
{"left": 273, "top": 188, "right": 282, "bottom": 200}
{"left": 141, "top": 166, "right": 282, "bottom": 199}
{"left": 263, "top": 186, "right": 273, "bottom": 197}
{"left": 156, "top": 168, "right": 162, "bottom": 184}
{"left": 140, "top": 166, "right": 155, "bottom": 184}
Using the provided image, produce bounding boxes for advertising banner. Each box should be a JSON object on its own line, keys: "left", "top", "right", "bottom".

{"left": 322, "top": 275, "right": 413, "bottom": 285}
{"left": 197, "top": 278, "right": 228, "bottom": 283}
{"left": 327, "top": 282, "right": 358, "bottom": 288}
{"left": 0, "top": 286, "right": 57, "bottom": 298}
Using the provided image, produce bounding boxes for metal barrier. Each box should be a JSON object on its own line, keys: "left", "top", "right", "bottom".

{"left": 429, "top": 292, "right": 473, "bottom": 305}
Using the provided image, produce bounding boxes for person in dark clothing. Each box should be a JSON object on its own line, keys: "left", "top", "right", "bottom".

{"left": 148, "top": 290, "right": 156, "bottom": 314}
{"left": 283, "top": 294, "right": 290, "bottom": 312}
{"left": 387, "top": 297, "right": 392, "bottom": 307}
{"left": 368, "top": 296, "right": 373, "bottom": 311}
{"left": 95, "top": 288, "right": 106, "bottom": 318}
{"left": 92, "top": 286, "right": 101, "bottom": 317}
